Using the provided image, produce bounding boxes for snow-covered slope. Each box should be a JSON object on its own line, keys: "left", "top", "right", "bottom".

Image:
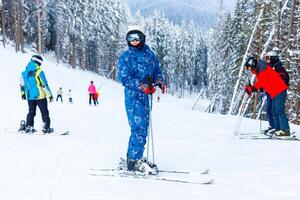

{"left": 0, "top": 46, "right": 300, "bottom": 200}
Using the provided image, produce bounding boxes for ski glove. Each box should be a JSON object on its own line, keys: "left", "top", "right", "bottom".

{"left": 49, "top": 96, "right": 54, "bottom": 102}
{"left": 244, "top": 85, "right": 257, "bottom": 95}
{"left": 156, "top": 80, "right": 166, "bottom": 94}
{"left": 21, "top": 94, "right": 26, "bottom": 100}
{"left": 140, "top": 83, "right": 156, "bottom": 94}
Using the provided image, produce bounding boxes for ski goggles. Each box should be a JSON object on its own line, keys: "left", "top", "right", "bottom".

{"left": 127, "top": 33, "right": 142, "bottom": 42}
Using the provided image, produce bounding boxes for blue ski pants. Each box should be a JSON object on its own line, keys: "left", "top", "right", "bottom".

{"left": 271, "top": 90, "right": 289, "bottom": 131}
{"left": 125, "top": 92, "right": 150, "bottom": 160}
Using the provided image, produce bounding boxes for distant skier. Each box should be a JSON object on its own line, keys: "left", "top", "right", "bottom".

{"left": 88, "top": 81, "right": 97, "bottom": 106}
{"left": 19, "top": 55, "right": 54, "bottom": 133}
{"left": 94, "top": 90, "right": 100, "bottom": 105}
{"left": 68, "top": 89, "right": 73, "bottom": 103}
{"left": 56, "top": 87, "right": 63, "bottom": 103}
{"left": 118, "top": 25, "right": 165, "bottom": 174}
{"left": 244, "top": 52, "right": 290, "bottom": 137}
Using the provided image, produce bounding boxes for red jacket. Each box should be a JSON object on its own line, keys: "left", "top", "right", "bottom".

{"left": 252, "top": 62, "right": 288, "bottom": 99}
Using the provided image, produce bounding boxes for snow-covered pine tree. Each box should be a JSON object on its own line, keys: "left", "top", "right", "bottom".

{"left": 146, "top": 11, "right": 172, "bottom": 90}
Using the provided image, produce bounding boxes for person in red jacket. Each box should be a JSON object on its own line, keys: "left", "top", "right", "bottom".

{"left": 244, "top": 55, "right": 290, "bottom": 137}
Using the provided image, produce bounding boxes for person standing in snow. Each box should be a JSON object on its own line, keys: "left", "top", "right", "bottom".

{"left": 94, "top": 90, "right": 100, "bottom": 105}
{"left": 19, "top": 55, "right": 54, "bottom": 133}
{"left": 56, "top": 87, "right": 63, "bottom": 103}
{"left": 88, "top": 81, "right": 97, "bottom": 106}
{"left": 244, "top": 52, "right": 290, "bottom": 137}
{"left": 118, "top": 26, "right": 165, "bottom": 174}
{"left": 68, "top": 89, "right": 73, "bottom": 103}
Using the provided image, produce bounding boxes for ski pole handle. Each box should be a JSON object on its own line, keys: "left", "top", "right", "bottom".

{"left": 146, "top": 75, "right": 154, "bottom": 95}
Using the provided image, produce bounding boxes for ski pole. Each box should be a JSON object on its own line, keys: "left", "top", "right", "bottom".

{"left": 97, "top": 65, "right": 116, "bottom": 90}
{"left": 257, "top": 94, "right": 267, "bottom": 133}
{"left": 234, "top": 92, "right": 254, "bottom": 135}
{"left": 146, "top": 75, "right": 155, "bottom": 164}
{"left": 148, "top": 93, "right": 155, "bottom": 164}
{"left": 234, "top": 95, "right": 246, "bottom": 135}
{"left": 234, "top": 91, "right": 249, "bottom": 135}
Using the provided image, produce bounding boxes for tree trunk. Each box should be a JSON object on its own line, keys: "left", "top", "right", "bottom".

{"left": 285, "top": 0, "right": 296, "bottom": 69}
{"left": 14, "top": 2, "right": 20, "bottom": 52}
{"left": 55, "top": 0, "right": 60, "bottom": 64}
{"left": 1, "top": 0, "right": 6, "bottom": 47}
{"left": 275, "top": 0, "right": 282, "bottom": 49}
{"left": 37, "top": 10, "right": 42, "bottom": 54}
{"left": 18, "top": 0, "right": 24, "bottom": 52}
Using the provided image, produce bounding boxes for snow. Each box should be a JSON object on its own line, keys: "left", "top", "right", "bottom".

{"left": 0, "top": 46, "right": 300, "bottom": 200}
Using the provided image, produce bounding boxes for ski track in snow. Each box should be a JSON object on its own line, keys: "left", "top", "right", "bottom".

{"left": 0, "top": 46, "right": 300, "bottom": 200}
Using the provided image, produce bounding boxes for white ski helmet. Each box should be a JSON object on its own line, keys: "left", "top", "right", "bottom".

{"left": 266, "top": 51, "right": 278, "bottom": 57}
{"left": 126, "top": 25, "right": 145, "bottom": 35}
{"left": 265, "top": 51, "right": 280, "bottom": 64}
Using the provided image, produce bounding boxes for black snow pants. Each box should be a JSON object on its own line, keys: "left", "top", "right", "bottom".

{"left": 26, "top": 98, "right": 51, "bottom": 129}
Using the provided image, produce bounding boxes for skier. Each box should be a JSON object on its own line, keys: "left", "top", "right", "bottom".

{"left": 56, "top": 87, "right": 63, "bottom": 102}
{"left": 118, "top": 25, "right": 165, "bottom": 174}
{"left": 244, "top": 52, "right": 290, "bottom": 137}
{"left": 88, "top": 81, "right": 97, "bottom": 106}
{"left": 68, "top": 89, "right": 73, "bottom": 103}
{"left": 94, "top": 90, "right": 100, "bottom": 105}
{"left": 19, "top": 55, "right": 54, "bottom": 133}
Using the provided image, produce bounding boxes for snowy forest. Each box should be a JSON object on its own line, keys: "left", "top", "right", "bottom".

{"left": 0, "top": 0, "right": 299, "bottom": 124}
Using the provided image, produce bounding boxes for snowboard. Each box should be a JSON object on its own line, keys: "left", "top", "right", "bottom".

{"left": 3, "top": 128, "right": 69, "bottom": 136}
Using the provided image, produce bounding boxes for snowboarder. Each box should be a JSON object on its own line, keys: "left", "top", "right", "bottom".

{"left": 88, "top": 81, "right": 97, "bottom": 106}
{"left": 68, "top": 89, "right": 73, "bottom": 103}
{"left": 19, "top": 55, "right": 54, "bottom": 133}
{"left": 118, "top": 25, "right": 165, "bottom": 174}
{"left": 56, "top": 87, "right": 63, "bottom": 102}
{"left": 244, "top": 52, "right": 290, "bottom": 137}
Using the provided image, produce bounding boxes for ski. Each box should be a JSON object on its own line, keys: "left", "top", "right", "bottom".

{"left": 158, "top": 169, "right": 209, "bottom": 175}
{"left": 90, "top": 168, "right": 209, "bottom": 175}
{"left": 3, "top": 128, "right": 69, "bottom": 136}
{"left": 235, "top": 132, "right": 299, "bottom": 141}
{"left": 90, "top": 170, "right": 214, "bottom": 185}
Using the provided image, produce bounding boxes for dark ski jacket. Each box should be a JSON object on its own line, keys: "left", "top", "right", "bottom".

{"left": 270, "top": 61, "right": 289, "bottom": 86}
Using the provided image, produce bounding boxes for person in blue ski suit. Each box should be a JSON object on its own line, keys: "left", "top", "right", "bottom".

{"left": 118, "top": 26, "right": 165, "bottom": 172}
{"left": 19, "top": 55, "right": 54, "bottom": 133}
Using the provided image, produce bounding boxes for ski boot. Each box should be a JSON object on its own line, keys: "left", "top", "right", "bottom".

{"left": 25, "top": 126, "right": 37, "bottom": 134}
{"left": 140, "top": 157, "right": 158, "bottom": 169}
{"left": 42, "top": 127, "right": 54, "bottom": 134}
{"left": 263, "top": 127, "right": 276, "bottom": 136}
{"left": 134, "top": 158, "right": 158, "bottom": 175}
{"left": 274, "top": 130, "right": 291, "bottom": 138}
{"left": 126, "top": 159, "right": 137, "bottom": 171}
{"left": 18, "top": 120, "right": 26, "bottom": 132}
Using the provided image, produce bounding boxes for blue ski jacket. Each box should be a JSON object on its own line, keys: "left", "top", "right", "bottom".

{"left": 118, "top": 44, "right": 163, "bottom": 160}
{"left": 20, "top": 61, "right": 52, "bottom": 100}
